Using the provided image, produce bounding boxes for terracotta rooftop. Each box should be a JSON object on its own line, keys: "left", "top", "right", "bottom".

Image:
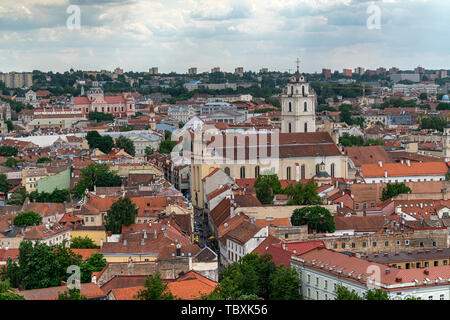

{"left": 19, "top": 283, "right": 106, "bottom": 300}
{"left": 361, "top": 161, "right": 448, "bottom": 178}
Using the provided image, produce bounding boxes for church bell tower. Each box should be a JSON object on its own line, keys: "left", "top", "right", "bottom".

{"left": 281, "top": 58, "right": 316, "bottom": 133}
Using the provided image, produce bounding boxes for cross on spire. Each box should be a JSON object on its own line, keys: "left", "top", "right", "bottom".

{"left": 296, "top": 57, "right": 300, "bottom": 73}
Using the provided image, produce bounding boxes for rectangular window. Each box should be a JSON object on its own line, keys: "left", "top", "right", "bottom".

{"left": 440, "top": 295, "right": 444, "bottom": 300}
{"left": 372, "top": 242, "right": 377, "bottom": 247}
{"left": 434, "top": 261, "right": 438, "bottom": 266}
{"left": 385, "top": 241, "right": 389, "bottom": 246}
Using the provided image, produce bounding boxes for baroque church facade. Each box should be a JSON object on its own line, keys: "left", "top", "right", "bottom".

{"left": 190, "top": 64, "right": 348, "bottom": 209}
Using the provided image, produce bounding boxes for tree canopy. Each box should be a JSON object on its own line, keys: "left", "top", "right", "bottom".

{"left": 70, "top": 236, "right": 99, "bottom": 249}
{"left": 381, "top": 183, "right": 412, "bottom": 201}
{"left": 284, "top": 180, "right": 322, "bottom": 205}
{"left": 202, "top": 253, "right": 300, "bottom": 300}
{"left": 291, "top": 206, "right": 335, "bottom": 233}
{"left": 13, "top": 211, "right": 42, "bottom": 227}
{"left": 105, "top": 197, "right": 138, "bottom": 234}
{"left": 254, "top": 174, "right": 282, "bottom": 204}
{"left": 71, "top": 163, "right": 122, "bottom": 199}
{"left": 135, "top": 273, "right": 175, "bottom": 300}
{"left": 115, "top": 135, "right": 136, "bottom": 156}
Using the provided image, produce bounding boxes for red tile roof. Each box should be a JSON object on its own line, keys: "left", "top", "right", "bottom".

{"left": 19, "top": 283, "right": 106, "bottom": 300}
{"left": 361, "top": 162, "right": 448, "bottom": 178}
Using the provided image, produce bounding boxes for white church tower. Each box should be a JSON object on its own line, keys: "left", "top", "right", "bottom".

{"left": 281, "top": 59, "right": 316, "bottom": 133}
{"left": 443, "top": 124, "right": 450, "bottom": 161}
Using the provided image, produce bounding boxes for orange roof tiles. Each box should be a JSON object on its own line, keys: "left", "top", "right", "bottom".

{"left": 361, "top": 161, "right": 448, "bottom": 178}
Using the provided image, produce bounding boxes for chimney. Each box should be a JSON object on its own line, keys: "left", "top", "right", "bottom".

{"left": 378, "top": 161, "right": 383, "bottom": 167}
{"left": 154, "top": 229, "right": 157, "bottom": 239}
{"left": 143, "top": 229, "right": 147, "bottom": 239}
{"left": 123, "top": 239, "right": 127, "bottom": 246}
{"left": 384, "top": 170, "right": 387, "bottom": 178}
{"left": 100, "top": 238, "right": 103, "bottom": 247}
{"left": 406, "top": 159, "right": 411, "bottom": 167}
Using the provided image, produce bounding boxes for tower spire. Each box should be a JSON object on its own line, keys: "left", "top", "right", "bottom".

{"left": 296, "top": 57, "right": 300, "bottom": 73}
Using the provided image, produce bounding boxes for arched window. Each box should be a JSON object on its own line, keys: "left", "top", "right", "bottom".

{"left": 304, "top": 101, "right": 307, "bottom": 112}
{"left": 288, "top": 123, "right": 292, "bottom": 133}
{"left": 224, "top": 167, "right": 230, "bottom": 176}
{"left": 286, "top": 167, "right": 291, "bottom": 180}
{"left": 302, "top": 86, "right": 305, "bottom": 96}
{"left": 255, "top": 166, "right": 260, "bottom": 178}
{"left": 304, "top": 123, "right": 308, "bottom": 132}
{"left": 288, "top": 102, "right": 292, "bottom": 112}
{"left": 301, "top": 164, "right": 306, "bottom": 180}
{"left": 316, "top": 164, "right": 320, "bottom": 174}
{"left": 331, "top": 163, "right": 335, "bottom": 178}
{"left": 240, "top": 166, "right": 246, "bottom": 179}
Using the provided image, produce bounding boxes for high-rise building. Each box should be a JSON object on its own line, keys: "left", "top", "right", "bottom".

{"left": 234, "top": 67, "right": 244, "bottom": 77}
{"left": 259, "top": 68, "right": 269, "bottom": 74}
{"left": 211, "top": 67, "right": 220, "bottom": 73}
{"left": 188, "top": 67, "right": 197, "bottom": 75}
{"left": 437, "top": 69, "right": 448, "bottom": 79}
{"left": 376, "top": 67, "right": 386, "bottom": 75}
{"left": 148, "top": 67, "right": 159, "bottom": 75}
{"left": 322, "top": 69, "right": 331, "bottom": 79}
{"left": 0, "top": 72, "right": 33, "bottom": 88}
{"left": 389, "top": 67, "right": 399, "bottom": 74}
{"left": 354, "top": 67, "right": 365, "bottom": 75}
{"left": 281, "top": 65, "right": 316, "bottom": 133}
{"left": 343, "top": 69, "right": 352, "bottom": 77}
{"left": 414, "top": 66, "right": 425, "bottom": 74}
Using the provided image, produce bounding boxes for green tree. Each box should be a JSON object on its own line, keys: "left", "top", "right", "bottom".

{"left": 210, "top": 253, "right": 301, "bottom": 300}
{"left": 71, "top": 163, "right": 122, "bottom": 199}
{"left": 86, "top": 130, "right": 102, "bottom": 149}
{"left": 0, "top": 174, "right": 10, "bottom": 193}
{"left": 291, "top": 206, "right": 335, "bottom": 233}
{"left": 419, "top": 93, "right": 428, "bottom": 100}
{"left": 105, "top": 197, "right": 138, "bottom": 234}
{"left": 255, "top": 179, "right": 274, "bottom": 204}
{"left": 268, "top": 266, "right": 301, "bottom": 300}
{"left": 284, "top": 181, "right": 322, "bottom": 205}
{"left": 0, "top": 146, "right": 18, "bottom": 157}
{"left": 335, "top": 285, "right": 363, "bottom": 300}
{"left": 145, "top": 146, "right": 155, "bottom": 156}
{"left": 99, "top": 135, "right": 114, "bottom": 154}
{"left": 36, "top": 157, "right": 52, "bottom": 164}
{"left": 135, "top": 273, "right": 175, "bottom": 300}
{"left": 420, "top": 117, "right": 448, "bottom": 132}
{"left": 365, "top": 289, "right": 389, "bottom": 300}
{"left": 88, "top": 111, "right": 114, "bottom": 123}
{"left": 6, "top": 189, "right": 27, "bottom": 205}
{"left": 0, "top": 292, "right": 25, "bottom": 300}
{"left": 381, "top": 183, "right": 412, "bottom": 201}
{"left": 5, "top": 120, "right": 14, "bottom": 132}
{"left": 70, "top": 236, "right": 99, "bottom": 249}
{"left": 4, "top": 157, "right": 21, "bottom": 168}
{"left": 115, "top": 136, "right": 136, "bottom": 156}
{"left": 80, "top": 253, "right": 107, "bottom": 283}
{"left": 29, "top": 189, "right": 70, "bottom": 203}
{"left": 57, "top": 288, "right": 87, "bottom": 300}
{"left": 13, "top": 211, "right": 42, "bottom": 227}
{"left": 254, "top": 174, "right": 282, "bottom": 204}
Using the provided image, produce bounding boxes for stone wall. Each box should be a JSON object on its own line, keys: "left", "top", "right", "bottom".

{"left": 313, "top": 228, "right": 448, "bottom": 255}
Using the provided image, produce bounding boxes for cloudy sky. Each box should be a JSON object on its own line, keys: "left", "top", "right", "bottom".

{"left": 0, "top": 0, "right": 448, "bottom": 73}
